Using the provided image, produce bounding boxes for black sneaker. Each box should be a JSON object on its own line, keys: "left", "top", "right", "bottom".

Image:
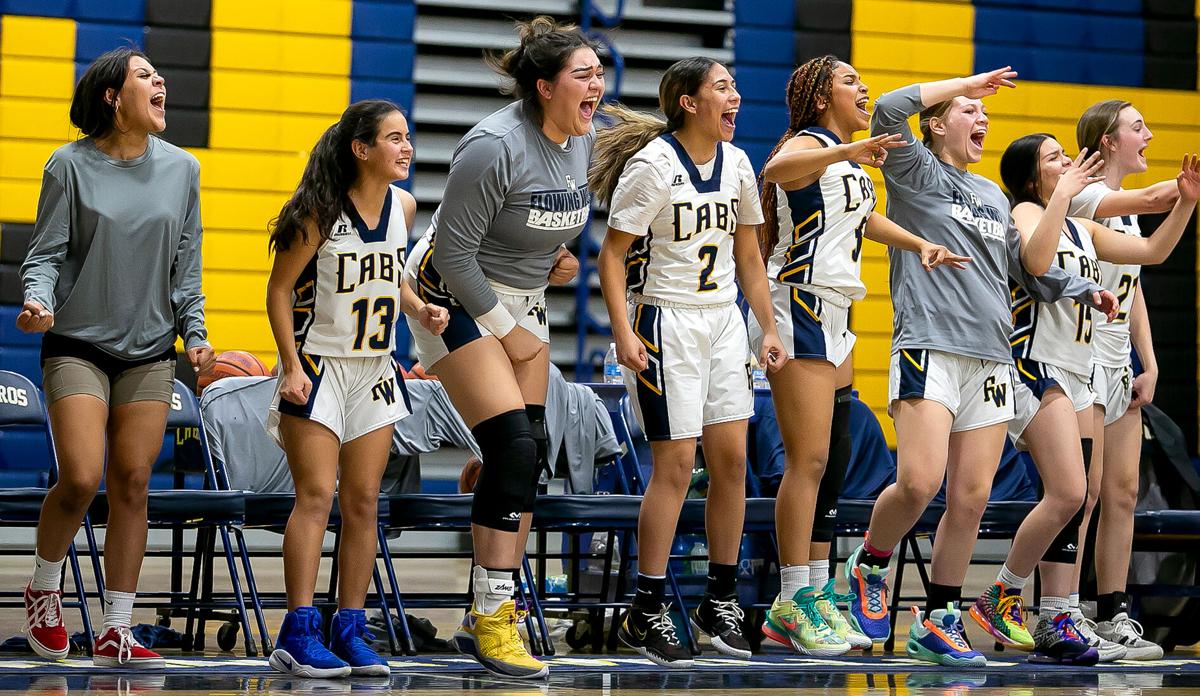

{"left": 618, "top": 604, "right": 694, "bottom": 668}
{"left": 690, "top": 595, "right": 752, "bottom": 659}
{"left": 1029, "top": 613, "right": 1099, "bottom": 666}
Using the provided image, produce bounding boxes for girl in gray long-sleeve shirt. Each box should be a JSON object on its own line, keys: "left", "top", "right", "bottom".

{"left": 399, "top": 17, "right": 603, "bottom": 679}
{"left": 839, "top": 69, "right": 1116, "bottom": 663}
{"left": 16, "top": 49, "right": 214, "bottom": 668}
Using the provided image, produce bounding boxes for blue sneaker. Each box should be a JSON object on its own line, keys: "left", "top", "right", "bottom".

{"left": 329, "top": 608, "right": 390, "bottom": 676}
{"left": 269, "top": 606, "right": 351, "bottom": 678}
{"left": 907, "top": 605, "right": 987, "bottom": 667}
{"left": 844, "top": 544, "right": 891, "bottom": 643}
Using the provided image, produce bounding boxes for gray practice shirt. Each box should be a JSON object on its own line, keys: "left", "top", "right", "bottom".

{"left": 871, "top": 85, "right": 1101, "bottom": 363}
{"left": 21, "top": 136, "right": 207, "bottom": 358}
{"left": 428, "top": 101, "right": 594, "bottom": 335}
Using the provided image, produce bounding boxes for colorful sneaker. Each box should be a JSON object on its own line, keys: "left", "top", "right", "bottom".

{"left": 269, "top": 606, "right": 351, "bottom": 678}
{"left": 1070, "top": 609, "right": 1126, "bottom": 663}
{"left": 815, "top": 579, "right": 872, "bottom": 649}
{"left": 24, "top": 584, "right": 69, "bottom": 660}
{"left": 329, "top": 608, "right": 389, "bottom": 676}
{"left": 969, "top": 582, "right": 1034, "bottom": 649}
{"left": 1095, "top": 612, "right": 1164, "bottom": 661}
{"left": 618, "top": 604, "right": 694, "bottom": 668}
{"left": 93, "top": 626, "right": 165, "bottom": 669}
{"left": 762, "top": 587, "right": 851, "bottom": 656}
{"left": 1030, "top": 613, "right": 1099, "bottom": 665}
{"left": 843, "top": 544, "right": 891, "bottom": 643}
{"left": 454, "top": 600, "right": 548, "bottom": 678}
{"left": 906, "top": 605, "right": 986, "bottom": 667}
{"left": 690, "top": 595, "right": 751, "bottom": 659}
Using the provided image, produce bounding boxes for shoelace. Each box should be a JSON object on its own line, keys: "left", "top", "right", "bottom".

{"left": 1112, "top": 615, "right": 1146, "bottom": 642}
{"left": 650, "top": 605, "right": 681, "bottom": 646}
{"left": 859, "top": 567, "right": 888, "bottom": 613}
{"left": 710, "top": 599, "right": 744, "bottom": 632}
{"left": 26, "top": 591, "right": 62, "bottom": 631}
{"left": 795, "top": 595, "right": 833, "bottom": 635}
{"left": 1052, "top": 613, "right": 1085, "bottom": 642}
{"left": 996, "top": 593, "right": 1026, "bottom": 628}
{"left": 821, "top": 579, "right": 858, "bottom": 608}
{"left": 346, "top": 612, "right": 377, "bottom": 647}
{"left": 936, "top": 614, "right": 972, "bottom": 651}
{"left": 104, "top": 626, "right": 137, "bottom": 665}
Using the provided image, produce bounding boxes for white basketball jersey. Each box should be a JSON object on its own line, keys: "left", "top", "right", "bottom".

{"left": 764, "top": 128, "right": 875, "bottom": 308}
{"left": 615, "top": 135, "right": 764, "bottom": 306}
{"left": 293, "top": 186, "right": 407, "bottom": 357}
{"left": 1010, "top": 219, "right": 1102, "bottom": 375}
{"left": 1091, "top": 212, "right": 1141, "bottom": 367}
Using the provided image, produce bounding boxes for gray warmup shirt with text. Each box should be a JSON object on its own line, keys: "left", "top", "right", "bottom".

{"left": 21, "top": 136, "right": 207, "bottom": 359}
{"left": 871, "top": 85, "right": 1101, "bottom": 364}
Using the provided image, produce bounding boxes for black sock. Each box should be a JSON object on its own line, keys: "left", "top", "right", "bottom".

{"left": 1096, "top": 591, "right": 1130, "bottom": 622}
{"left": 924, "top": 583, "right": 962, "bottom": 619}
{"left": 634, "top": 574, "right": 666, "bottom": 613}
{"left": 705, "top": 562, "right": 738, "bottom": 600}
{"left": 860, "top": 547, "right": 892, "bottom": 569}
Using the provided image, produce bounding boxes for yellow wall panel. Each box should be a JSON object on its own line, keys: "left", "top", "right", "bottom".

{"left": 854, "top": 0, "right": 973, "bottom": 40}
{"left": 0, "top": 57, "right": 75, "bottom": 100}
{"left": 204, "top": 231, "right": 274, "bottom": 273}
{"left": 212, "top": 29, "right": 350, "bottom": 76}
{"left": 854, "top": 37, "right": 973, "bottom": 77}
{"left": 209, "top": 110, "right": 336, "bottom": 152}
{"left": 204, "top": 271, "right": 269, "bottom": 312}
{"left": 202, "top": 190, "right": 291, "bottom": 232}
{"left": 204, "top": 311, "right": 277, "bottom": 353}
{"left": 852, "top": 298, "right": 893, "bottom": 335}
{"left": 0, "top": 16, "right": 74, "bottom": 59}
{"left": 0, "top": 101, "right": 74, "bottom": 141}
{"left": 0, "top": 179, "right": 40, "bottom": 222}
{"left": 211, "top": 0, "right": 352, "bottom": 37}
{"left": 193, "top": 149, "right": 308, "bottom": 193}
{"left": 0, "top": 141, "right": 57, "bottom": 180}
{"left": 210, "top": 71, "right": 348, "bottom": 116}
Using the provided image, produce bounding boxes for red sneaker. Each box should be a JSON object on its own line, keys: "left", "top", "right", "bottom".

{"left": 93, "top": 626, "right": 165, "bottom": 668}
{"left": 24, "top": 584, "right": 69, "bottom": 660}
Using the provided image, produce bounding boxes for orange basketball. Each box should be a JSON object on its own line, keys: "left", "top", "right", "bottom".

{"left": 197, "top": 350, "right": 270, "bottom": 392}
{"left": 458, "top": 455, "right": 482, "bottom": 494}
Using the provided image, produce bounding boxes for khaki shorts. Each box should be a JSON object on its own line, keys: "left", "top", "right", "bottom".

{"left": 42, "top": 356, "right": 175, "bottom": 406}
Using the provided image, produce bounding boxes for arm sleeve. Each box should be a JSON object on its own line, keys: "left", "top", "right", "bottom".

{"left": 429, "top": 134, "right": 515, "bottom": 335}
{"left": 1006, "top": 223, "right": 1104, "bottom": 307}
{"left": 171, "top": 160, "right": 209, "bottom": 350}
{"left": 1067, "top": 182, "right": 1108, "bottom": 219}
{"left": 607, "top": 156, "right": 671, "bottom": 236}
{"left": 736, "top": 151, "right": 766, "bottom": 225}
{"left": 20, "top": 164, "right": 72, "bottom": 311}
{"left": 870, "top": 84, "right": 935, "bottom": 190}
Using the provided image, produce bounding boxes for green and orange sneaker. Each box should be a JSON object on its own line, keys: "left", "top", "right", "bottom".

{"left": 968, "top": 582, "right": 1034, "bottom": 650}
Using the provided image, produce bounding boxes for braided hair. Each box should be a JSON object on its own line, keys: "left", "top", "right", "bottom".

{"left": 758, "top": 55, "right": 839, "bottom": 260}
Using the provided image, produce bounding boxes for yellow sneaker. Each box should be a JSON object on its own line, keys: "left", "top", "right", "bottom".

{"left": 453, "top": 601, "right": 548, "bottom": 678}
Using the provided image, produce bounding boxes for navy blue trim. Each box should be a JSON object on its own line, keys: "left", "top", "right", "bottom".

{"left": 278, "top": 354, "right": 325, "bottom": 419}
{"left": 662, "top": 133, "right": 723, "bottom": 193}
{"left": 1013, "top": 357, "right": 1060, "bottom": 400}
{"left": 1064, "top": 218, "right": 1083, "bottom": 248}
{"left": 344, "top": 189, "right": 392, "bottom": 244}
{"left": 292, "top": 256, "right": 319, "bottom": 349}
{"left": 395, "top": 364, "right": 413, "bottom": 413}
{"left": 896, "top": 349, "right": 928, "bottom": 401}
{"left": 632, "top": 304, "right": 673, "bottom": 441}
{"left": 800, "top": 126, "right": 840, "bottom": 145}
{"left": 438, "top": 302, "right": 485, "bottom": 354}
{"left": 788, "top": 288, "right": 827, "bottom": 360}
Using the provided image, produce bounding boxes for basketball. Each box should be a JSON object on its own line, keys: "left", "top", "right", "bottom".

{"left": 458, "top": 455, "right": 482, "bottom": 494}
{"left": 197, "top": 350, "right": 270, "bottom": 393}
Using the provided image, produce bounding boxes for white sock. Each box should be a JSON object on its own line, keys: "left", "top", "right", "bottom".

{"left": 472, "top": 565, "right": 514, "bottom": 616}
{"left": 809, "top": 559, "right": 829, "bottom": 589}
{"left": 780, "top": 564, "right": 810, "bottom": 602}
{"left": 1041, "top": 595, "right": 1070, "bottom": 619}
{"left": 1068, "top": 593, "right": 1080, "bottom": 612}
{"left": 31, "top": 554, "right": 64, "bottom": 592}
{"left": 102, "top": 590, "right": 135, "bottom": 631}
{"left": 996, "top": 564, "right": 1027, "bottom": 590}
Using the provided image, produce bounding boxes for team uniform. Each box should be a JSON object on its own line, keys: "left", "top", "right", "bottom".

{"left": 267, "top": 185, "right": 411, "bottom": 445}
{"left": 750, "top": 127, "right": 872, "bottom": 367}
{"left": 608, "top": 135, "right": 764, "bottom": 441}
{"left": 1008, "top": 219, "right": 1103, "bottom": 443}
{"left": 1070, "top": 183, "right": 1140, "bottom": 425}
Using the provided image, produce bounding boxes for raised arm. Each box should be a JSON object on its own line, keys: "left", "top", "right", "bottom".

{"left": 762, "top": 132, "right": 903, "bottom": 188}
{"left": 1088, "top": 154, "right": 1200, "bottom": 266}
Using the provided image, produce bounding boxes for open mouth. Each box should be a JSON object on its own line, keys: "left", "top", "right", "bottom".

{"left": 721, "top": 107, "right": 738, "bottom": 130}
{"left": 855, "top": 97, "right": 870, "bottom": 117}
{"left": 396, "top": 159, "right": 411, "bottom": 168}
{"left": 1138, "top": 145, "right": 1148, "bottom": 158}
{"left": 580, "top": 96, "right": 599, "bottom": 121}
{"left": 969, "top": 129, "right": 986, "bottom": 149}
{"left": 150, "top": 92, "right": 166, "bottom": 113}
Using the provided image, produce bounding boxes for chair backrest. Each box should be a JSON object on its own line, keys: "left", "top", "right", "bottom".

{"left": 166, "top": 379, "right": 202, "bottom": 429}
{"left": 0, "top": 370, "right": 46, "bottom": 427}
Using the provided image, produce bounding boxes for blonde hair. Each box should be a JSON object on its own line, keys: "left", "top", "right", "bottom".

{"left": 918, "top": 99, "right": 956, "bottom": 149}
{"left": 1076, "top": 99, "right": 1133, "bottom": 157}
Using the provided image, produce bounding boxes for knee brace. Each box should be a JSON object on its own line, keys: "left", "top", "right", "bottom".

{"left": 470, "top": 410, "right": 537, "bottom": 532}
{"left": 1041, "top": 437, "right": 1093, "bottom": 564}
{"left": 523, "top": 404, "right": 548, "bottom": 512}
{"left": 812, "top": 386, "right": 853, "bottom": 543}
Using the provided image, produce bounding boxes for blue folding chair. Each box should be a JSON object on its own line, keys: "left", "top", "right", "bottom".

{"left": 0, "top": 369, "right": 96, "bottom": 651}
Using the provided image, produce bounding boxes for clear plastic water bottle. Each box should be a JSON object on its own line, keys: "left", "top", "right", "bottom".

{"left": 690, "top": 540, "right": 709, "bottom": 576}
{"left": 750, "top": 353, "right": 769, "bottom": 390}
{"left": 603, "top": 342, "right": 622, "bottom": 384}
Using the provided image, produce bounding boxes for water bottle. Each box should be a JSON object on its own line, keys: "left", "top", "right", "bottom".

{"left": 603, "top": 343, "right": 622, "bottom": 384}
{"left": 689, "top": 541, "right": 709, "bottom": 576}
{"left": 750, "top": 353, "right": 769, "bottom": 390}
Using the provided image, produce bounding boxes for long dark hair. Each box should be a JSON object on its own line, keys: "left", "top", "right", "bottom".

{"left": 70, "top": 47, "right": 151, "bottom": 138}
{"left": 1000, "top": 133, "right": 1056, "bottom": 207}
{"left": 758, "top": 55, "right": 839, "bottom": 259}
{"left": 589, "top": 57, "right": 719, "bottom": 206}
{"left": 484, "top": 16, "right": 597, "bottom": 122}
{"left": 269, "top": 100, "right": 402, "bottom": 252}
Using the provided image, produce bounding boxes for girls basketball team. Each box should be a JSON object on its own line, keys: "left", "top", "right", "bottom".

{"left": 16, "top": 15, "right": 1197, "bottom": 676}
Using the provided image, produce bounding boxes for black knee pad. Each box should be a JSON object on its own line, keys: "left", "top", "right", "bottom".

{"left": 1041, "top": 437, "right": 1093, "bottom": 564}
{"left": 470, "top": 410, "right": 537, "bottom": 532}
{"left": 813, "top": 386, "right": 853, "bottom": 543}
{"left": 523, "top": 404, "right": 548, "bottom": 512}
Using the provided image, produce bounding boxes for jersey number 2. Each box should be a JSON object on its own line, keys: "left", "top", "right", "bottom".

{"left": 351, "top": 297, "right": 397, "bottom": 351}
{"left": 697, "top": 245, "right": 719, "bottom": 292}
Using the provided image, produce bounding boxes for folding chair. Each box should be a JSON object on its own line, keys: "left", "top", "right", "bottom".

{"left": 83, "top": 379, "right": 256, "bottom": 655}
{"left": 0, "top": 369, "right": 96, "bottom": 650}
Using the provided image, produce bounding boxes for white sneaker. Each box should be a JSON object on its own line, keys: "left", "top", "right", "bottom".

{"left": 1070, "top": 609, "right": 1126, "bottom": 662}
{"left": 1095, "top": 612, "right": 1164, "bottom": 661}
